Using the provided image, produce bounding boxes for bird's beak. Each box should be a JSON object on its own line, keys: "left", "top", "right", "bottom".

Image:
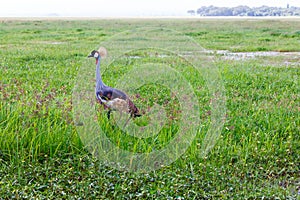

{"left": 87, "top": 54, "right": 93, "bottom": 58}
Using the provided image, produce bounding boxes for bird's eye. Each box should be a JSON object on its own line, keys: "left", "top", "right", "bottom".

{"left": 94, "top": 53, "right": 99, "bottom": 58}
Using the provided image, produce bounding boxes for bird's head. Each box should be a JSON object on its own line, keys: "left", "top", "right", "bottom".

{"left": 88, "top": 50, "right": 99, "bottom": 59}
{"left": 88, "top": 47, "right": 107, "bottom": 59}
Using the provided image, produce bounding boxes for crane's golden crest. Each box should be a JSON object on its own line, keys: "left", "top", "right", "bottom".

{"left": 98, "top": 47, "right": 107, "bottom": 58}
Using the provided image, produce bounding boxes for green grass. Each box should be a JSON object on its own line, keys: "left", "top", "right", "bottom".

{"left": 0, "top": 18, "right": 299, "bottom": 199}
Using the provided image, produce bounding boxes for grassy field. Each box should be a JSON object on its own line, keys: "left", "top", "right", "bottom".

{"left": 0, "top": 18, "right": 299, "bottom": 199}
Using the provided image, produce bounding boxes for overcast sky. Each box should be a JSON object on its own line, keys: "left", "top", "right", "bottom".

{"left": 1, "top": 0, "right": 300, "bottom": 17}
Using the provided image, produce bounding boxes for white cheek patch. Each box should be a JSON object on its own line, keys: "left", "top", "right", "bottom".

{"left": 94, "top": 53, "right": 99, "bottom": 58}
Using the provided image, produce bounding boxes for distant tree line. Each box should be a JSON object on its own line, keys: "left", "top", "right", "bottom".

{"left": 187, "top": 5, "right": 300, "bottom": 16}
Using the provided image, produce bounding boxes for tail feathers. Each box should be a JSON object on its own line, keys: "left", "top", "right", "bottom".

{"left": 133, "top": 113, "right": 142, "bottom": 118}
{"left": 128, "top": 99, "right": 142, "bottom": 118}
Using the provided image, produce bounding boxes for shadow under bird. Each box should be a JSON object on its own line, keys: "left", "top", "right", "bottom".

{"left": 88, "top": 47, "right": 141, "bottom": 120}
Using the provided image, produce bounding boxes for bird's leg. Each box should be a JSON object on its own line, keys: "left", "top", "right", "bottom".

{"left": 107, "top": 110, "right": 111, "bottom": 119}
{"left": 123, "top": 115, "right": 132, "bottom": 129}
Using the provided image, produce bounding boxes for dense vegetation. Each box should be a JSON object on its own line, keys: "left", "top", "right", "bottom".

{"left": 0, "top": 18, "right": 299, "bottom": 199}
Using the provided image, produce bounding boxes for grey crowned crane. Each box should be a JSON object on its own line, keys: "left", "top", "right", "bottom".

{"left": 88, "top": 47, "right": 141, "bottom": 120}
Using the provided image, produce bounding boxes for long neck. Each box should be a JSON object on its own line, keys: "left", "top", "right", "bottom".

{"left": 96, "top": 56, "right": 104, "bottom": 91}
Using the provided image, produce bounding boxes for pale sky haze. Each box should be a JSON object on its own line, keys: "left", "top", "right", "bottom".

{"left": 1, "top": 0, "right": 300, "bottom": 17}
